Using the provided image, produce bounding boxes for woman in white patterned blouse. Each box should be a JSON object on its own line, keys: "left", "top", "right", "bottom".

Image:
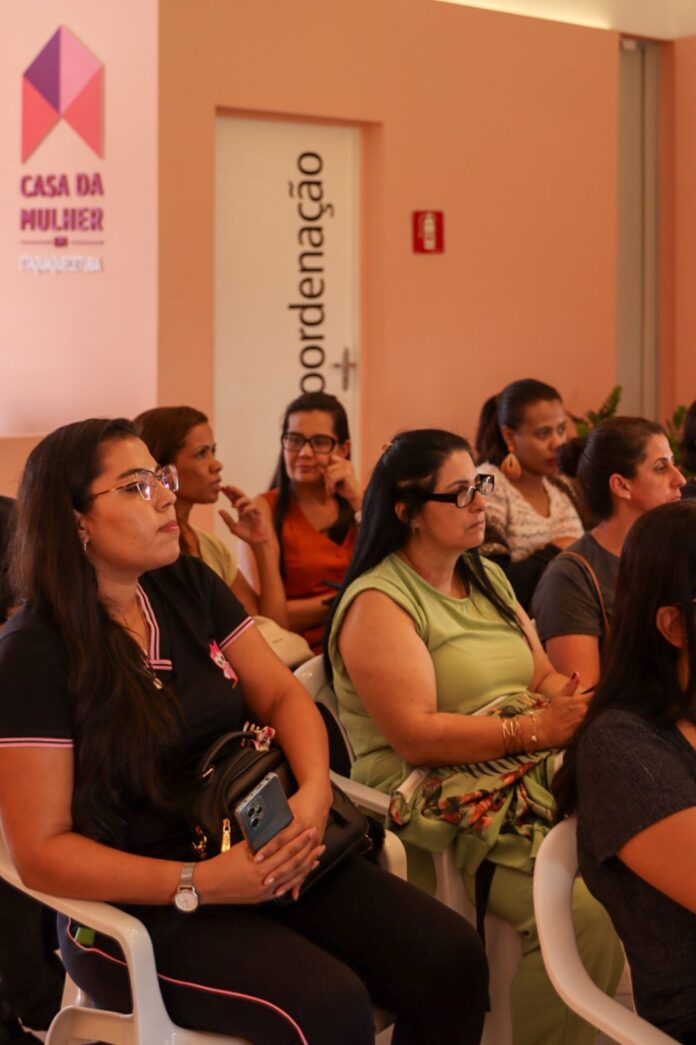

{"left": 475, "top": 378, "right": 583, "bottom": 609}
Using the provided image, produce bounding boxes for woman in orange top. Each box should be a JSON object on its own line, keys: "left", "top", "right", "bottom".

{"left": 241, "top": 392, "right": 362, "bottom": 652}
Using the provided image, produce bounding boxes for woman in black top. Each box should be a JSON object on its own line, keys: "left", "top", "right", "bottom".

{"left": 554, "top": 501, "right": 696, "bottom": 1043}
{"left": 0, "top": 419, "right": 486, "bottom": 1045}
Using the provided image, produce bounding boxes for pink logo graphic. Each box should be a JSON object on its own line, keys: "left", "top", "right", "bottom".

{"left": 22, "top": 26, "right": 103, "bottom": 162}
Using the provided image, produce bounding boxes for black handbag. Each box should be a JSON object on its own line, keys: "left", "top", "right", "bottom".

{"left": 187, "top": 725, "right": 370, "bottom": 896}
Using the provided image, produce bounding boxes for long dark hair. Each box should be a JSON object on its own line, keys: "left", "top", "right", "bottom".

{"left": 324, "top": 428, "right": 523, "bottom": 674}
{"left": 271, "top": 392, "right": 354, "bottom": 574}
{"left": 554, "top": 500, "right": 696, "bottom": 820}
{"left": 559, "top": 417, "right": 664, "bottom": 521}
{"left": 475, "top": 378, "right": 562, "bottom": 465}
{"left": 0, "top": 496, "right": 15, "bottom": 624}
{"left": 134, "top": 405, "right": 208, "bottom": 468}
{"left": 9, "top": 419, "right": 183, "bottom": 846}
{"left": 681, "top": 401, "right": 696, "bottom": 475}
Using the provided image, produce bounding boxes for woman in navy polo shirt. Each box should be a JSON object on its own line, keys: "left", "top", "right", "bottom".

{"left": 0, "top": 418, "right": 486, "bottom": 1045}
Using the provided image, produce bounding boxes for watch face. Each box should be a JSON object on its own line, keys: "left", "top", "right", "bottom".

{"left": 174, "top": 888, "right": 198, "bottom": 913}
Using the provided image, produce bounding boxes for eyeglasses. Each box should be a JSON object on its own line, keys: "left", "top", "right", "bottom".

{"left": 91, "top": 464, "right": 179, "bottom": 503}
{"left": 281, "top": 433, "right": 338, "bottom": 454}
{"left": 418, "top": 474, "right": 495, "bottom": 509}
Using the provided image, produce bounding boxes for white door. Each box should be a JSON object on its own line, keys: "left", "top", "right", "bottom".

{"left": 214, "top": 115, "right": 361, "bottom": 515}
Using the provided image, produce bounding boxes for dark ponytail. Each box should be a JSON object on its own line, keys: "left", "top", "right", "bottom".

{"left": 556, "top": 436, "right": 585, "bottom": 480}
{"left": 576, "top": 417, "right": 664, "bottom": 521}
{"left": 475, "top": 379, "right": 562, "bottom": 465}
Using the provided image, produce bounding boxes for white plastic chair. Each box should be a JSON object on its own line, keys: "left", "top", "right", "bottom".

{"left": 533, "top": 817, "right": 678, "bottom": 1045}
{"left": 294, "top": 654, "right": 522, "bottom": 1045}
{"left": 0, "top": 833, "right": 241, "bottom": 1045}
{"left": 0, "top": 796, "right": 403, "bottom": 1044}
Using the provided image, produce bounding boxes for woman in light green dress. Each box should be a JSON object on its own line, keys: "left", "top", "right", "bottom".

{"left": 327, "top": 429, "right": 623, "bottom": 1045}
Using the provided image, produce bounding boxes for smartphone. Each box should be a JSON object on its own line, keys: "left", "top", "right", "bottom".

{"left": 234, "top": 772, "right": 293, "bottom": 853}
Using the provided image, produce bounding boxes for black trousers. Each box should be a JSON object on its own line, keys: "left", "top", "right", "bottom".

{"left": 59, "top": 856, "right": 487, "bottom": 1045}
{"left": 0, "top": 879, "right": 63, "bottom": 1032}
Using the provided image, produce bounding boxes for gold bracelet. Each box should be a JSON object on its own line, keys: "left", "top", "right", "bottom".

{"left": 529, "top": 711, "right": 539, "bottom": 745}
{"left": 501, "top": 715, "right": 521, "bottom": 754}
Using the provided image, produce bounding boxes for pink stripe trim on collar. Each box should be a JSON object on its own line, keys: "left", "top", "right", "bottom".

{"left": 136, "top": 584, "right": 173, "bottom": 670}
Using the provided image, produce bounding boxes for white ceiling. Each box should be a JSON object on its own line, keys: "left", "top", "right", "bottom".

{"left": 434, "top": 0, "right": 696, "bottom": 40}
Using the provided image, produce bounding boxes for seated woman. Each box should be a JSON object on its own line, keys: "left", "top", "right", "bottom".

{"left": 241, "top": 391, "right": 362, "bottom": 653}
{"left": 475, "top": 379, "right": 584, "bottom": 609}
{"left": 0, "top": 418, "right": 488, "bottom": 1045}
{"left": 532, "top": 417, "right": 685, "bottom": 689}
{"left": 135, "top": 406, "right": 285, "bottom": 619}
{"left": 327, "top": 429, "right": 623, "bottom": 1045}
{"left": 554, "top": 500, "right": 696, "bottom": 1044}
{"left": 680, "top": 400, "right": 696, "bottom": 500}
{"left": 135, "top": 406, "right": 311, "bottom": 667}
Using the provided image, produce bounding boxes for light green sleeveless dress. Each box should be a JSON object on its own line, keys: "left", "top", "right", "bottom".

{"left": 328, "top": 553, "right": 556, "bottom": 876}
{"left": 329, "top": 552, "right": 624, "bottom": 1045}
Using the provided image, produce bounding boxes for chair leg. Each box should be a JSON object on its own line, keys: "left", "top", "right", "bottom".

{"left": 379, "top": 831, "right": 407, "bottom": 881}
{"left": 59, "top": 973, "right": 80, "bottom": 1008}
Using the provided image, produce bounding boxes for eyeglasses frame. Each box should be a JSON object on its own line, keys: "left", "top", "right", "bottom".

{"left": 281, "top": 433, "right": 339, "bottom": 454}
{"left": 418, "top": 473, "right": 495, "bottom": 509}
{"left": 91, "top": 464, "right": 179, "bottom": 503}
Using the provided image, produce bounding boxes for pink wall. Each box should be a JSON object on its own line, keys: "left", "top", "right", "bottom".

{"left": 0, "top": 1, "right": 158, "bottom": 496}
{"left": 159, "top": 0, "right": 620, "bottom": 476}
{"left": 674, "top": 36, "right": 696, "bottom": 407}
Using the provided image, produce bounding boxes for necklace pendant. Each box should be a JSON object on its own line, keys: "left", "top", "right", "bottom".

{"left": 152, "top": 675, "right": 163, "bottom": 690}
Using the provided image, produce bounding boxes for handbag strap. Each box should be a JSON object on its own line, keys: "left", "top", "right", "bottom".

{"left": 197, "top": 729, "right": 278, "bottom": 778}
{"left": 556, "top": 551, "right": 610, "bottom": 637}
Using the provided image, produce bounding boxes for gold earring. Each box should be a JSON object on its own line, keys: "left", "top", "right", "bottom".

{"left": 501, "top": 451, "right": 521, "bottom": 481}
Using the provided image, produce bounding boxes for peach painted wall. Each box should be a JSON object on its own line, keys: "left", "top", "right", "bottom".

{"left": 0, "top": 1, "right": 158, "bottom": 496}
{"left": 673, "top": 36, "right": 696, "bottom": 408}
{"left": 159, "top": 0, "right": 620, "bottom": 479}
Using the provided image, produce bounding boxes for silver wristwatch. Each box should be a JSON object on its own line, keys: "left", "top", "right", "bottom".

{"left": 173, "top": 862, "right": 199, "bottom": 913}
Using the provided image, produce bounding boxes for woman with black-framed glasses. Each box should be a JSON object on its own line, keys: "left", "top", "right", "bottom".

{"left": 326, "top": 427, "right": 623, "bottom": 1045}
{"left": 240, "top": 392, "right": 363, "bottom": 653}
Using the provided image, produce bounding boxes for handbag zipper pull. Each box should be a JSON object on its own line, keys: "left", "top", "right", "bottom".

{"left": 221, "top": 818, "right": 232, "bottom": 853}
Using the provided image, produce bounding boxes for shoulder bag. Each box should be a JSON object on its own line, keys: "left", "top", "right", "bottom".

{"left": 187, "top": 724, "right": 370, "bottom": 897}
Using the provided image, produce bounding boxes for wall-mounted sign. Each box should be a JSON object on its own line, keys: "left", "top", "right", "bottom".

{"left": 214, "top": 116, "right": 361, "bottom": 502}
{"left": 413, "top": 210, "right": 444, "bottom": 254}
{"left": 18, "top": 26, "right": 105, "bottom": 274}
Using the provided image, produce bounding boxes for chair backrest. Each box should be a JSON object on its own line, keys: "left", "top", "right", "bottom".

{"left": 294, "top": 655, "right": 354, "bottom": 776}
{"left": 533, "top": 818, "right": 677, "bottom": 1045}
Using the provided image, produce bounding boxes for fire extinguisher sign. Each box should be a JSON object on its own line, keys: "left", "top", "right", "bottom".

{"left": 412, "top": 210, "right": 444, "bottom": 253}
